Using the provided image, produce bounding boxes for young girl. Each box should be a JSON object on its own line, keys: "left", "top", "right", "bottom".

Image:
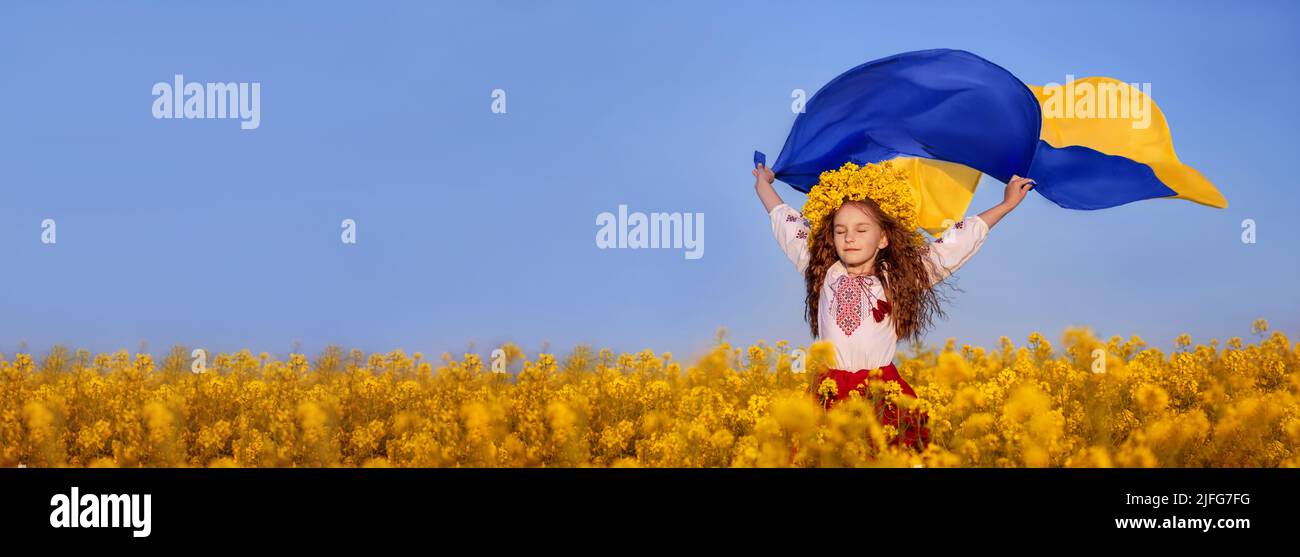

{"left": 753, "top": 160, "right": 1035, "bottom": 451}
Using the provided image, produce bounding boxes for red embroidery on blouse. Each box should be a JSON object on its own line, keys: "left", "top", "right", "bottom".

{"left": 933, "top": 219, "right": 963, "bottom": 244}
{"left": 786, "top": 214, "right": 799, "bottom": 222}
{"left": 795, "top": 229, "right": 807, "bottom": 239}
{"left": 831, "top": 274, "right": 891, "bottom": 335}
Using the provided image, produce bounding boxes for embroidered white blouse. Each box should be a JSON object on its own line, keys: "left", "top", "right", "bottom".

{"left": 768, "top": 202, "right": 989, "bottom": 371}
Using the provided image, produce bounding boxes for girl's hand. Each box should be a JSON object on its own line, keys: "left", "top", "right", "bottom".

{"left": 753, "top": 163, "right": 775, "bottom": 187}
{"left": 978, "top": 175, "right": 1035, "bottom": 229}
{"left": 1002, "top": 175, "right": 1035, "bottom": 210}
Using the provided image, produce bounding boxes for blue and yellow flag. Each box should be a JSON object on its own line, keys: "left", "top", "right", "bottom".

{"left": 757, "top": 49, "right": 1225, "bottom": 236}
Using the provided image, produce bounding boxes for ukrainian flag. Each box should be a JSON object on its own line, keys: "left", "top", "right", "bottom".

{"left": 757, "top": 49, "right": 1225, "bottom": 236}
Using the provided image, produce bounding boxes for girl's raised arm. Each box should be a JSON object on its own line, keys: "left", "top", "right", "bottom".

{"left": 756, "top": 164, "right": 812, "bottom": 274}
{"left": 753, "top": 163, "right": 784, "bottom": 213}
{"left": 925, "top": 175, "right": 1034, "bottom": 285}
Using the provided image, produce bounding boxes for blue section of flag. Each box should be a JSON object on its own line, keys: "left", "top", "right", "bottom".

{"left": 1028, "top": 141, "right": 1176, "bottom": 209}
{"left": 769, "top": 49, "right": 1039, "bottom": 190}
{"left": 763, "top": 48, "right": 1187, "bottom": 210}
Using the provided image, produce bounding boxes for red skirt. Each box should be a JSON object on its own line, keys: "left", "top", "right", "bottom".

{"left": 808, "top": 363, "right": 931, "bottom": 452}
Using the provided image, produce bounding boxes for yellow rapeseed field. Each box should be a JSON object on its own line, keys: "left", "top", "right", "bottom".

{"left": 2, "top": 320, "right": 1296, "bottom": 468}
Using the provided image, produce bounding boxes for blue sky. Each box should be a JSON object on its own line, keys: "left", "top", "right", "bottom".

{"left": 1, "top": 0, "right": 1297, "bottom": 362}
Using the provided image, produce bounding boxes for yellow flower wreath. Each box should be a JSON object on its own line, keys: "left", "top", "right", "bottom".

{"left": 800, "top": 160, "right": 923, "bottom": 246}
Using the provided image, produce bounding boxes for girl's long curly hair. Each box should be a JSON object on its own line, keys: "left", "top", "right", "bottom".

{"left": 804, "top": 199, "right": 950, "bottom": 342}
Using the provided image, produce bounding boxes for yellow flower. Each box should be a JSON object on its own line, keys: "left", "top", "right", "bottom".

{"left": 1134, "top": 383, "right": 1170, "bottom": 414}
{"left": 800, "top": 160, "right": 922, "bottom": 246}
{"left": 772, "top": 394, "right": 819, "bottom": 436}
{"left": 817, "top": 377, "right": 838, "bottom": 402}
{"left": 1251, "top": 318, "right": 1269, "bottom": 336}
